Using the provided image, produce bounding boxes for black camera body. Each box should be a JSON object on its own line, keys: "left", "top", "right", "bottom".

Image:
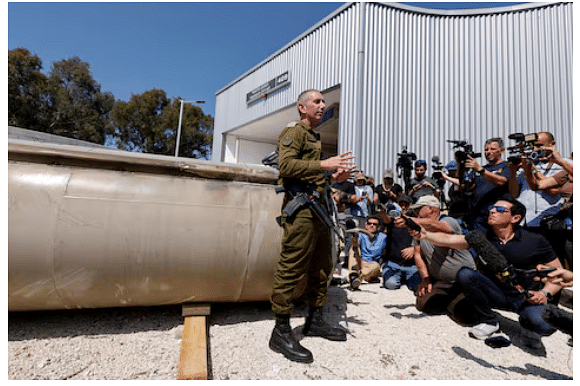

{"left": 431, "top": 156, "right": 444, "bottom": 180}
{"left": 396, "top": 146, "right": 417, "bottom": 189}
{"left": 396, "top": 147, "right": 417, "bottom": 173}
{"left": 507, "top": 133, "right": 544, "bottom": 165}
{"left": 448, "top": 140, "right": 482, "bottom": 165}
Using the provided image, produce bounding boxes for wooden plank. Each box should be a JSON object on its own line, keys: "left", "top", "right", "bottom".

{"left": 177, "top": 316, "right": 208, "bottom": 380}
{"left": 182, "top": 303, "right": 211, "bottom": 317}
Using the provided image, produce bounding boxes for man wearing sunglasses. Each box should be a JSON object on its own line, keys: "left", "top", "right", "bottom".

{"left": 348, "top": 214, "right": 387, "bottom": 289}
{"left": 412, "top": 197, "right": 563, "bottom": 341}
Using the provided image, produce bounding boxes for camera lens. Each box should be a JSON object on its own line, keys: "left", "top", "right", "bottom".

{"left": 529, "top": 149, "right": 545, "bottom": 162}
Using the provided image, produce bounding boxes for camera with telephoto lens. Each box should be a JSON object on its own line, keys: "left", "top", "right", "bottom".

{"left": 431, "top": 156, "right": 444, "bottom": 180}
{"left": 447, "top": 140, "right": 482, "bottom": 166}
{"left": 507, "top": 133, "right": 545, "bottom": 165}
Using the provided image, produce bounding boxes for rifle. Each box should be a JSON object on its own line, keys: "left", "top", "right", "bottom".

{"left": 275, "top": 184, "right": 343, "bottom": 241}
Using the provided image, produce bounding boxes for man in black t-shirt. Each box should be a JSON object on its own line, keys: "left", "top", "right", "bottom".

{"left": 414, "top": 197, "right": 563, "bottom": 341}
{"left": 381, "top": 195, "right": 421, "bottom": 291}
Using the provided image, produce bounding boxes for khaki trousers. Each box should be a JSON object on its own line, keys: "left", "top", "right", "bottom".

{"left": 348, "top": 247, "right": 381, "bottom": 281}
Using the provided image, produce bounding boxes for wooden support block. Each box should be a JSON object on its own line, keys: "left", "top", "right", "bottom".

{"left": 182, "top": 303, "right": 211, "bottom": 317}
{"left": 177, "top": 315, "right": 208, "bottom": 380}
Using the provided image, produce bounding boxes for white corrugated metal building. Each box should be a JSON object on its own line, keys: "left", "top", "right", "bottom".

{"left": 213, "top": 2, "right": 573, "bottom": 183}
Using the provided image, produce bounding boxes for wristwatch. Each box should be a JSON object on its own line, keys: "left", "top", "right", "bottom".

{"left": 475, "top": 168, "right": 485, "bottom": 175}
{"left": 539, "top": 289, "right": 553, "bottom": 301}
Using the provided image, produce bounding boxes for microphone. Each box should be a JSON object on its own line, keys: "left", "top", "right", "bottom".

{"left": 465, "top": 230, "right": 510, "bottom": 274}
{"left": 464, "top": 230, "right": 525, "bottom": 295}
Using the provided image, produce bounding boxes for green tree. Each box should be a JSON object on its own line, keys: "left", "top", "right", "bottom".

{"left": 110, "top": 91, "right": 213, "bottom": 158}
{"left": 160, "top": 99, "right": 214, "bottom": 159}
{"left": 109, "top": 89, "right": 169, "bottom": 152}
{"left": 8, "top": 48, "right": 49, "bottom": 130}
{"left": 45, "top": 56, "right": 114, "bottom": 144}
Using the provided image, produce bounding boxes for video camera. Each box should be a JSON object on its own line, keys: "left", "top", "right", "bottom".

{"left": 447, "top": 140, "right": 482, "bottom": 165}
{"left": 396, "top": 146, "right": 416, "bottom": 189}
{"left": 431, "top": 156, "right": 444, "bottom": 180}
{"left": 507, "top": 133, "right": 545, "bottom": 165}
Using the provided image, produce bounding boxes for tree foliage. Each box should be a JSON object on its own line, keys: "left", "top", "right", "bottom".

{"left": 8, "top": 48, "right": 114, "bottom": 144}
{"left": 45, "top": 57, "right": 115, "bottom": 144}
{"left": 161, "top": 98, "right": 213, "bottom": 159}
{"left": 109, "top": 89, "right": 170, "bottom": 153}
{"left": 8, "top": 48, "right": 48, "bottom": 130}
{"left": 109, "top": 91, "right": 213, "bottom": 158}
{"left": 8, "top": 48, "right": 214, "bottom": 157}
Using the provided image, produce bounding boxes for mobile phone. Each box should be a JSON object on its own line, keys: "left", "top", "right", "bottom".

{"left": 518, "top": 267, "right": 557, "bottom": 278}
{"left": 484, "top": 336, "right": 511, "bottom": 348}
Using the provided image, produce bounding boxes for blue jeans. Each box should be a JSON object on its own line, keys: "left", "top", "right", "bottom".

{"left": 382, "top": 261, "right": 421, "bottom": 291}
{"left": 456, "top": 268, "right": 556, "bottom": 336}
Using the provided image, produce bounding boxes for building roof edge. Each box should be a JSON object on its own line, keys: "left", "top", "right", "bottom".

{"left": 215, "top": 1, "right": 566, "bottom": 97}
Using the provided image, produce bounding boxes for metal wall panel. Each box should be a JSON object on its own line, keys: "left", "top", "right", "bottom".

{"left": 356, "top": 2, "right": 573, "bottom": 181}
{"left": 214, "top": 2, "right": 573, "bottom": 183}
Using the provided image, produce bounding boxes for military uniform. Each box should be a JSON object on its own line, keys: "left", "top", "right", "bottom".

{"left": 270, "top": 121, "right": 333, "bottom": 315}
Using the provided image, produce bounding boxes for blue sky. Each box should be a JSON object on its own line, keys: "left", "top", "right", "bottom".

{"left": 8, "top": 2, "right": 526, "bottom": 118}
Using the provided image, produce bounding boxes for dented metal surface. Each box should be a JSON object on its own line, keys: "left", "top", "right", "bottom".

{"left": 8, "top": 140, "right": 283, "bottom": 311}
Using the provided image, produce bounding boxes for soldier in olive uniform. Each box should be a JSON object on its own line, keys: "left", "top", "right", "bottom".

{"left": 268, "top": 89, "right": 355, "bottom": 363}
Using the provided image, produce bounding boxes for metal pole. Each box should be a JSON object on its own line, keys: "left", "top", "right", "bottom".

{"left": 175, "top": 99, "right": 185, "bottom": 157}
{"left": 175, "top": 100, "right": 205, "bottom": 158}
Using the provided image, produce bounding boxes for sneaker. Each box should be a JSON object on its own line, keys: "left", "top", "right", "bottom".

{"left": 468, "top": 322, "right": 499, "bottom": 340}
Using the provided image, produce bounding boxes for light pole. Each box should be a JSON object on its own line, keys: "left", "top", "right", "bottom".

{"left": 175, "top": 99, "right": 205, "bottom": 157}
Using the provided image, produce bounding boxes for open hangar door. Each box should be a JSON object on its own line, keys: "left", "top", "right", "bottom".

{"left": 222, "top": 87, "right": 340, "bottom": 166}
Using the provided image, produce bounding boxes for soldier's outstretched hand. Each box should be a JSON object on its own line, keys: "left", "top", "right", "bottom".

{"left": 321, "top": 151, "right": 356, "bottom": 171}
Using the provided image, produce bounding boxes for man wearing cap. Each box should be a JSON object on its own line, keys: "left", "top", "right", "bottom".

{"left": 374, "top": 168, "right": 404, "bottom": 210}
{"left": 394, "top": 195, "right": 476, "bottom": 320}
{"left": 352, "top": 171, "right": 374, "bottom": 218}
{"left": 411, "top": 197, "right": 562, "bottom": 340}
{"left": 407, "top": 160, "right": 440, "bottom": 202}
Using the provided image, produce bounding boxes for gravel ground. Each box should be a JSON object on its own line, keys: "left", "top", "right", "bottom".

{"left": 8, "top": 276, "right": 574, "bottom": 380}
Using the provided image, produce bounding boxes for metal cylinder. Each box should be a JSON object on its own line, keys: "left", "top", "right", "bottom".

{"left": 8, "top": 140, "right": 283, "bottom": 311}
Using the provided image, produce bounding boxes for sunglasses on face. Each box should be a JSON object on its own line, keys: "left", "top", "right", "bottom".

{"left": 366, "top": 222, "right": 380, "bottom": 226}
{"left": 488, "top": 205, "right": 510, "bottom": 213}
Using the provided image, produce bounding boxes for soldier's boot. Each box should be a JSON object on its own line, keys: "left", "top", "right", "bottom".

{"left": 302, "top": 308, "right": 347, "bottom": 341}
{"left": 269, "top": 314, "right": 313, "bottom": 363}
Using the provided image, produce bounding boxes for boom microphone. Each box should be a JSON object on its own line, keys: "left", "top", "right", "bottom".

{"left": 465, "top": 230, "right": 510, "bottom": 274}
{"left": 464, "top": 230, "right": 525, "bottom": 295}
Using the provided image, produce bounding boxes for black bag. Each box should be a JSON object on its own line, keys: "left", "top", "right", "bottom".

{"left": 540, "top": 210, "right": 571, "bottom": 231}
